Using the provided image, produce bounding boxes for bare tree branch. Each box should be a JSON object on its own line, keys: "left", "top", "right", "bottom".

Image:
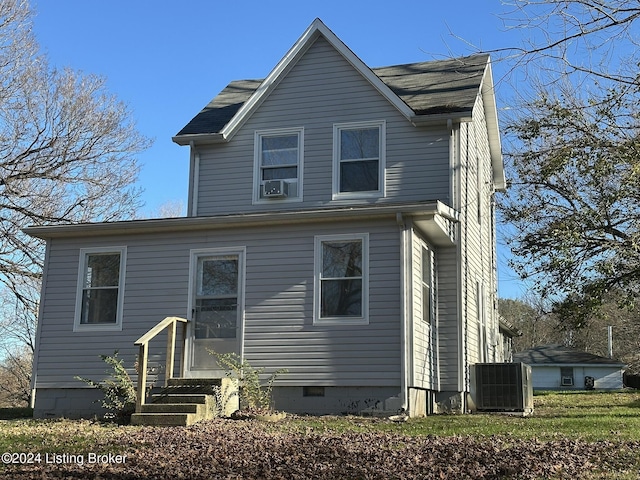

{"left": 0, "top": 0, "right": 151, "bottom": 400}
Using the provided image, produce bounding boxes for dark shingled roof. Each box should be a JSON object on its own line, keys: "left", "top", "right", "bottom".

{"left": 176, "top": 54, "right": 489, "bottom": 137}
{"left": 372, "top": 54, "right": 488, "bottom": 116}
{"left": 176, "top": 79, "right": 262, "bottom": 137}
{"left": 513, "top": 344, "right": 625, "bottom": 365}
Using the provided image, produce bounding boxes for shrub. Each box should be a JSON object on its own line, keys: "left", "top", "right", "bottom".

{"left": 209, "top": 350, "right": 287, "bottom": 413}
{"left": 75, "top": 350, "right": 142, "bottom": 422}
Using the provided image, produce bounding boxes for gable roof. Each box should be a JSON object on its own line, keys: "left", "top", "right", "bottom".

{"left": 176, "top": 55, "right": 489, "bottom": 138}
{"left": 513, "top": 344, "right": 625, "bottom": 366}
{"left": 172, "top": 18, "right": 504, "bottom": 190}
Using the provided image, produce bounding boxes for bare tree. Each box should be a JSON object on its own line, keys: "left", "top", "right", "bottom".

{"left": 494, "top": 1, "right": 640, "bottom": 88}
{"left": 0, "top": 0, "right": 150, "bottom": 399}
{"left": 565, "top": 291, "right": 640, "bottom": 373}
{"left": 499, "top": 296, "right": 564, "bottom": 352}
{"left": 0, "top": 345, "right": 31, "bottom": 406}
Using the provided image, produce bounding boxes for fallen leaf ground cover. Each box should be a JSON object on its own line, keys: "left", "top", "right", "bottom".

{"left": 1, "top": 391, "right": 640, "bottom": 479}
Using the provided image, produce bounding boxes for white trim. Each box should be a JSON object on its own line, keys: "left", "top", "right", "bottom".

{"left": 73, "top": 246, "right": 127, "bottom": 332}
{"left": 313, "top": 233, "right": 369, "bottom": 325}
{"left": 332, "top": 120, "right": 386, "bottom": 200}
{"left": 185, "top": 247, "right": 246, "bottom": 377}
{"left": 30, "top": 241, "right": 51, "bottom": 405}
{"left": 479, "top": 59, "right": 506, "bottom": 191}
{"left": 398, "top": 216, "right": 410, "bottom": 411}
{"left": 189, "top": 142, "right": 200, "bottom": 217}
{"left": 252, "top": 127, "right": 304, "bottom": 205}
{"left": 219, "top": 19, "right": 414, "bottom": 142}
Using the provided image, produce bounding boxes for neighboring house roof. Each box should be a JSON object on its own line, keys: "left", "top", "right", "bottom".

{"left": 172, "top": 19, "right": 505, "bottom": 190}
{"left": 513, "top": 345, "right": 626, "bottom": 367}
{"left": 498, "top": 316, "right": 521, "bottom": 338}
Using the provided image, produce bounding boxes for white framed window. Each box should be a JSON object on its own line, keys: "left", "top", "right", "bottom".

{"left": 421, "top": 246, "right": 432, "bottom": 324}
{"left": 74, "top": 247, "right": 126, "bottom": 332}
{"left": 332, "top": 120, "right": 385, "bottom": 199}
{"left": 253, "top": 127, "right": 303, "bottom": 203}
{"left": 314, "top": 233, "right": 369, "bottom": 325}
{"left": 560, "top": 367, "right": 574, "bottom": 387}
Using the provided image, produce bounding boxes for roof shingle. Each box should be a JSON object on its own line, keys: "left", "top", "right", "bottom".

{"left": 513, "top": 344, "right": 625, "bottom": 365}
{"left": 175, "top": 54, "right": 489, "bottom": 138}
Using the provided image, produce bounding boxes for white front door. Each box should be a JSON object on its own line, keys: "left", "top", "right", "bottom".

{"left": 186, "top": 248, "right": 244, "bottom": 377}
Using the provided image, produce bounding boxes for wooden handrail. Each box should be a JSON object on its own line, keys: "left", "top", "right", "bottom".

{"left": 134, "top": 316, "right": 188, "bottom": 413}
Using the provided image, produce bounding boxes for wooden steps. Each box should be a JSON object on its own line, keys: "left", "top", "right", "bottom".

{"left": 131, "top": 378, "right": 238, "bottom": 426}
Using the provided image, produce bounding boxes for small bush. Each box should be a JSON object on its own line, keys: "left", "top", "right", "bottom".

{"left": 208, "top": 350, "right": 286, "bottom": 414}
{"left": 75, "top": 351, "right": 142, "bottom": 422}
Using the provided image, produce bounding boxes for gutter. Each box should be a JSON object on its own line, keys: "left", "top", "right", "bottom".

{"left": 24, "top": 201, "right": 453, "bottom": 240}
{"left": 172, "top": 133, "right": 226, "bottom": 146}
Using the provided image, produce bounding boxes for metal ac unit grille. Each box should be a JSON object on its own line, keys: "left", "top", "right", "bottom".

{"left": 475, "top": 363, "right": 533, "bottom": 413}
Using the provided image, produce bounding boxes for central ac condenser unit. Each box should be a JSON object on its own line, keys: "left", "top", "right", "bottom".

{"left": 474, "top": 363, "right": 533, "bottom": 414}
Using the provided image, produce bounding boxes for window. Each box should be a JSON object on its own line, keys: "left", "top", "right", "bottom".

{"left": 314, "top": 234, "right": 368, "bottom": 324}
{"left": 74, "top": 247, "right": 126, "bottom": 331}
{"left": 333, "top": 121, "right": 385, "bottom": 198}
{"left": 254, "top": 127, "right": 303, "bottom": 202}
{"left": 421, "top": 246, "right": 432, "bottom": 324}
{"left": 560, "top": 367, "right": 574, "bottom": 386}
{"left": 477, "top": 280, "right": 487, "bottom": 362}
{"left": 303, "top": 386, "right": 325, "bottom": 397}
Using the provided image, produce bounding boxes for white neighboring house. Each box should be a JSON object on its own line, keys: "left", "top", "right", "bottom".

{"left": 513, "top": 344, "right": 626, "bottom": 391}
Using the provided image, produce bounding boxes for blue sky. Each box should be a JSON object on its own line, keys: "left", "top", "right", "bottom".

{"left": 29, "top": 0, "right": 530, "bottom": 299}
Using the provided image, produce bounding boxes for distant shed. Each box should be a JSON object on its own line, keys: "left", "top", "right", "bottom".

{"left": 513, "top": 344, "right": 626, "bottom": 391}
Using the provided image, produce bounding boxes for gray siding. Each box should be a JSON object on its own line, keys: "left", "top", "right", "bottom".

{"left": 35, "top": 218, "right": 402, "bottom": 390}
{"left": 434, "top": 246, "right": 460, "bottom": 391}
{"left": 410, "top": 231, "right": 437, "bottom": 390}
{"left": 195, "top": 36, "right": 451, "bottom": 216}
{"left": 454, "top": 94, "right": 501, "bottom": 390}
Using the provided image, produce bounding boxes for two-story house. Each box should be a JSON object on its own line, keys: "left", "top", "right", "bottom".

{"left": 26, "top": 19, "right": 505, "bottom": 418}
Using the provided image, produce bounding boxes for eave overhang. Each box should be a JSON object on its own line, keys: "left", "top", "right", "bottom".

{"left": 172, "top": 133, "right": 225, "bottom": 146}
{"left": 24, "top": 201, "right": 459, "bottom": 244}
{"left": 526, "top": 362, "right": 627, "bottom": 368}
{"left": 479, "top": 59, "right": 506, "bottom": 191}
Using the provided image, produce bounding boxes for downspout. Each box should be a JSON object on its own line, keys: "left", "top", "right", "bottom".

{"left": 188, "top": 141, "right": 200, "bottom": 217}
{"left": 397, "top": 212, "right": 411, "bottom": 412}
{"left": 451, "top": 120, "right": 468, "bottom": 409}
{"left": 460, "top": 123, "right": 470, "bottom": 409}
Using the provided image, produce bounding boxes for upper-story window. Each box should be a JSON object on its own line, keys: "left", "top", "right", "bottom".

{"left": 333, "top": 120, "right": 385, "bottom": 199}
{"left": 74, "top": 246, "right": 126, "bottom": 332}
{"left": 253, "top": 127, "right": 303, "bottom": 203}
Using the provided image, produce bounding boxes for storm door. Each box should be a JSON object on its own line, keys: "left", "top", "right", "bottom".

{"left": 186, "top": 249, "right": 244, "bottom": 377}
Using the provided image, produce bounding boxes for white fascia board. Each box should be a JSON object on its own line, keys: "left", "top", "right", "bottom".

{"left": 479, "top": 58, "right": 506, "bottom": 191}
{"left": 24, "top": 202, "right": 445, "bottom": 239}
{"left": 172, "top": 133, "right": 226, "bottom": 146}
{"left": 219, "top": 19, "right": 416, "bottom": 141}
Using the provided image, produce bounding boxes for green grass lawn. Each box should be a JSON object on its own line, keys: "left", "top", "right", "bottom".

{"left": 1, "top": 391, "right": 639, "bottom": 479}
{"left": 2, "top": 390, "right": 640, "bottom": 446}
{"left": 274, "top": 390, "right": 640, "bottom": 442}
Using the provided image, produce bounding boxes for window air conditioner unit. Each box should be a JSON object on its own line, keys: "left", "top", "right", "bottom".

{"left": 561, "top": 376, "right": 574, "bottom": 386}
{"left": 474, "top": 363, "right": 534, "bottom": 414}
{"left": 262, "top": 180, "right": 289, "bottom": 198}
